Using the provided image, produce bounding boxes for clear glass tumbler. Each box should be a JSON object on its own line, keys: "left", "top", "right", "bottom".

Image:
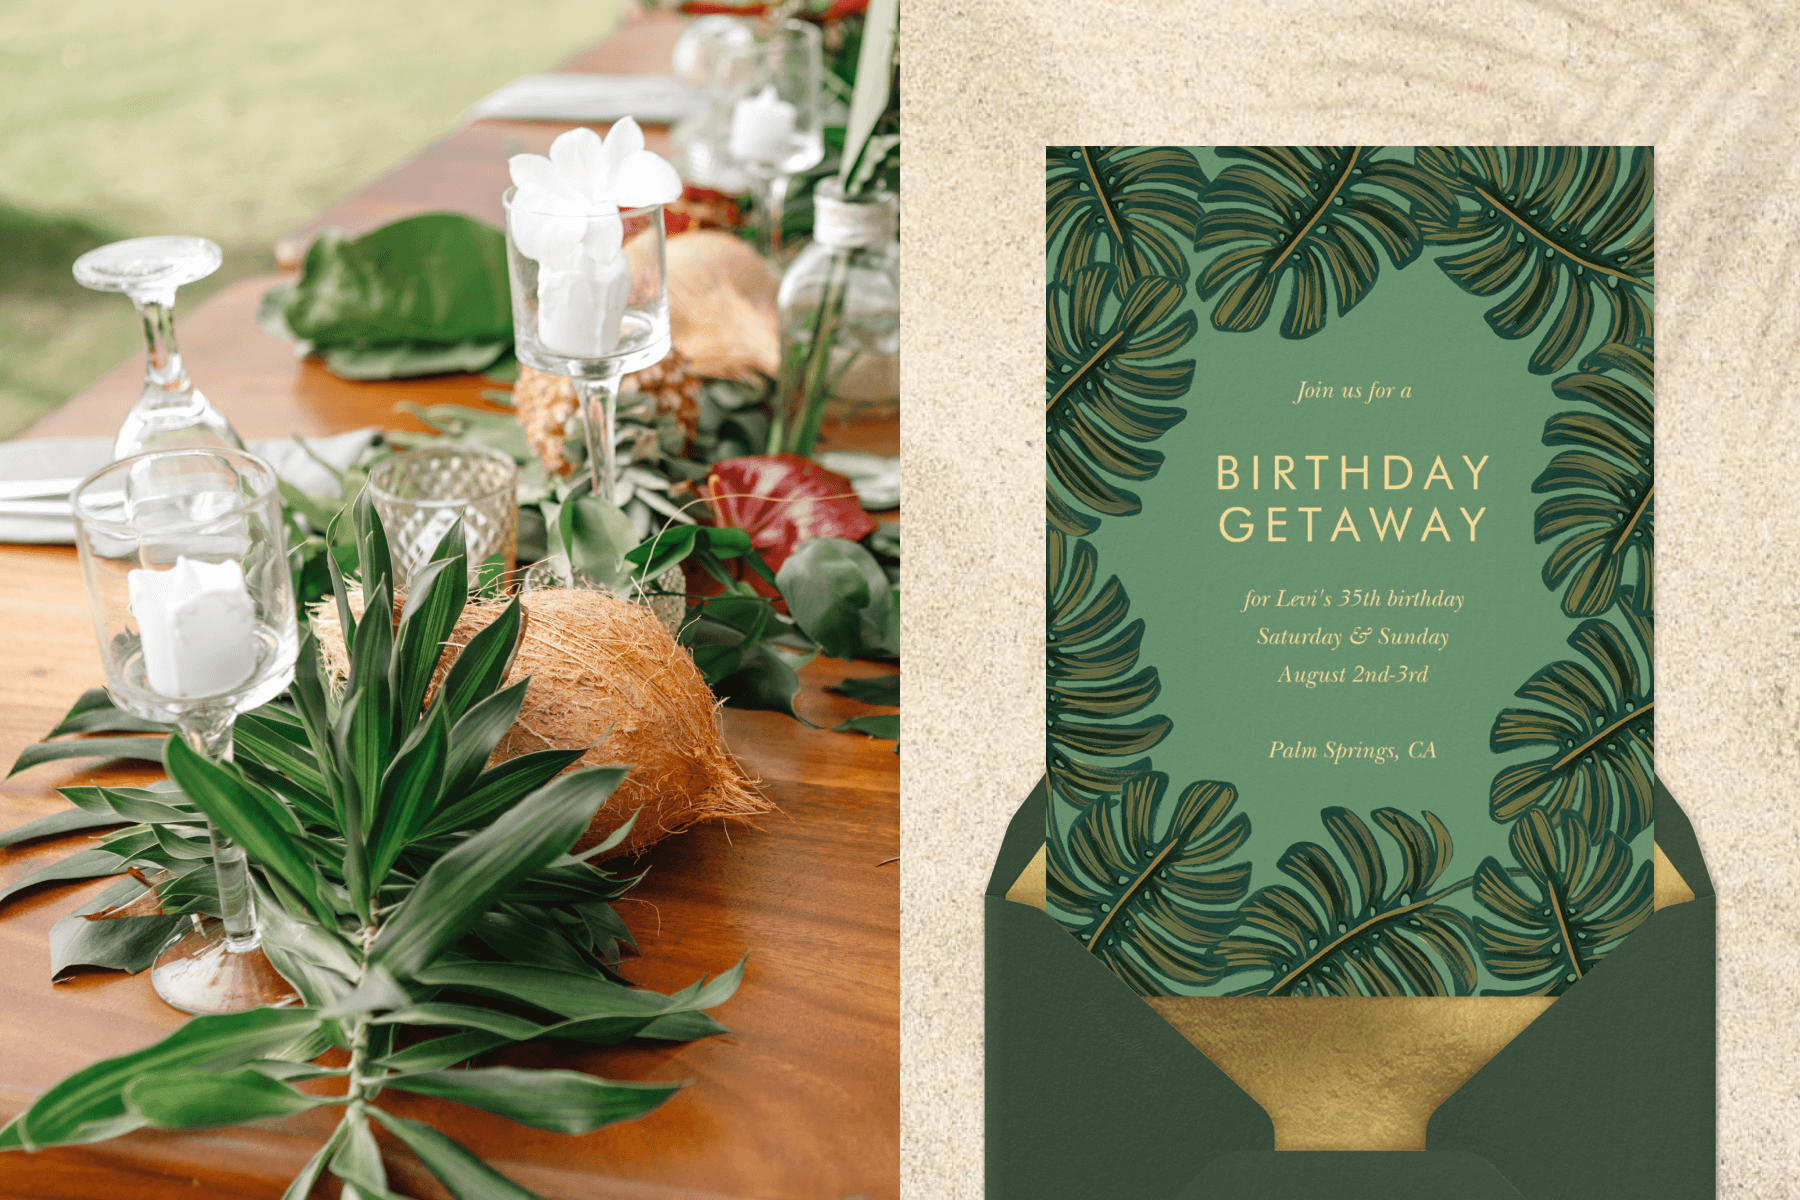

{"left": 366, "top": 444, "right": 519, "bottom": 586}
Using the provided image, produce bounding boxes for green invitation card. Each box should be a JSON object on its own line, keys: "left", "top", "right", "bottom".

{"left": 1046, "top": 146, "right": 1654, "bottom": 997}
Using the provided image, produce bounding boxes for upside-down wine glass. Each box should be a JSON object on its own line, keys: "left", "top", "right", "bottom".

{"left": 72, "top": 236, "right": 244, "bottom": 460}
{"left": 503, "top": 120, "right": 676, "bottom": 506}
{"left": 725, "top": 19, "right": 825, "bottom": 260}
{"left": 71, "top": 448, "right": 301, "bottom": 1014}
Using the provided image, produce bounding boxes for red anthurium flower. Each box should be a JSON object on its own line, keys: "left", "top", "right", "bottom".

{"left": 700, "top": 455, "right": 878, "bottom": 590}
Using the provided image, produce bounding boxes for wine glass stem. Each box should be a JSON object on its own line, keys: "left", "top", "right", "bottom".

{"left": 178, "top": 711, "right": 261, "bottom": 954}
{"left": 755, "top": 171, "right": 791, "bottom": 259}
{"left": 577, "top": 371, "right": 625, "bottom": 504}
{"left": 133, "top": 296, "right": 195, "bottom": 411}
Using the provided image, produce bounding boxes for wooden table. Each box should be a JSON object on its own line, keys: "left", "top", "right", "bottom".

{"left": 0, "top": 13, "right": 899, "bottom": 1200}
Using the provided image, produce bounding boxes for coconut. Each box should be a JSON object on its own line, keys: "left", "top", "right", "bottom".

{"left": 311, "top": 585, "right": 769, "bottom": 858}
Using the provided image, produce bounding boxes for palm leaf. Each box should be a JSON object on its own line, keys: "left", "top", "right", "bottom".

{"left": 1047, "top": 146, "right": 1207, "bottom": 285}
{"left": 1490, "top": 618, "right": 1653, "bottom": 840}
{"left": 1046, "top": 262, "right": 1194, "bottom": 528}
{"left": 1415, "top": 146, "right": 1653, "bottom": 374}
{"left": 1216, "top": 807, "right": 1479, "bottom": 997}
{"left": 1194, "top": 146, "right": 1454, "bottom": 338}
{"left": 1472, "top": 808, "right": 1652, "bottom": 996}
{"left": 1046, "top": 527, "right": 1169, "bottom": 807}
{"left": 1047, "top": 771, "right": 1250, "bottom": 994}
{"left": 1532, "top": 343, "right": 1653, "bottom": 618}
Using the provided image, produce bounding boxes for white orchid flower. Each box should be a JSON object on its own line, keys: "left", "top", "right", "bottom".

{"left": 506, "top": 118, "right": 682, "bottom": 359}
{"left": 507, "top": 118, "right": 682, "bottom": 269}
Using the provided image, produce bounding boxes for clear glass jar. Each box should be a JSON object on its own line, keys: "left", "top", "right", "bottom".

{"left": 770, "top": 181, "right": 899, "bottom": 453}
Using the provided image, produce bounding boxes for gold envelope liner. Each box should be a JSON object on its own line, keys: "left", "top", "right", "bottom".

{"left": 1005, "top": 842, "right": 1694, "bottom": 1151}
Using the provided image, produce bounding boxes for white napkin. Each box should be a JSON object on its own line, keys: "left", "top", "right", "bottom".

{"left": 0, "top": 428, "right": 380, "bottom": 545}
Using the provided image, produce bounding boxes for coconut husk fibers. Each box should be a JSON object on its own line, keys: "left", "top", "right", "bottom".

{"left": 310, "top": 586, "right": 769, "bottom": 858}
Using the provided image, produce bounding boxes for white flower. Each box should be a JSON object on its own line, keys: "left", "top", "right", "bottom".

{"left": 507, "top": 118, "right": 682, "bottom": 269}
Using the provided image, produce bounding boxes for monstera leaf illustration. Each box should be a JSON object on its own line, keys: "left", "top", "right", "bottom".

{"left": 1046, "top": 262, "right": 1194, "bottom": 530}
{"left": 1217, "top": 807, "right": 1479, "bottom": 997}
{"left": 1047, "top": 527, "right": 1169, "bottom": 807}
{"left": 1415, "top": 146, "right": 1653, "bottom": 374}
{"left": 1533, "top": 342, "right": 1653, "bottom": 618}
{"left": 1193, "top": 146, "right": 1455, "bottom": 338}
{"left": 1490, "top": 618, "right": 1653, "bottom": 840}
{"left": 1048, "top": 771, "right": 1251, "bottom": 994}
{"left": 1046, "top": 146, "right": 1208, "bottom": 286}
{"left": 1472, "top": 808, "right": 1652, "bottom": 996}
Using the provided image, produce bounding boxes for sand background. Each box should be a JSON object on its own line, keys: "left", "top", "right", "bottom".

{"left": 899, "top": 2, "right": 1800, "bottom": 1194}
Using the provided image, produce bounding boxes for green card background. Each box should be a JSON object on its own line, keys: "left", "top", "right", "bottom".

{"left": 1046, "top": 146, "right": 1653, "bottom": 996}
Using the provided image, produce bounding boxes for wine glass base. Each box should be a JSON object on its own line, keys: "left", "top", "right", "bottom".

{"left": 150, "top": 918, "right": 301, "bottom": 1015}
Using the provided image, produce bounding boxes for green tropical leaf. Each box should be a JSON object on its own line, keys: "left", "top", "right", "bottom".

{"left": 46, "top": 688, "right": 171, "bottom": 736}
{"left": 1532, "top": 343, "right": 1653, "bottom": 617}
{"left": 1046, "top": 262, "right": 1193, "bottom": 525}
{"left": 1471, "top": 808, "right": 1652, "bottom": 996}
{"left": 1046, "top": 146, "right": 1208, "bottom": 285}
{"left": 1194, "top": 145, "right": 1454, "bottom": 338}
{"left": 164, "top": 736, "right": 338, "bottom": 927}
{"left": 48, "top": 877, "right": 185, "bottom": 979}
{"left": 1415, "top": 146, "right": 1653, "bottom": 373}
{"left": 3, "top": 1006, "right": 322, "bottom": 1149}
{"left": 0, "top": 807, "right": 123, "bottom": 849}
{"left": 1217, "top": 807, "right": 1479, "bottom": 997}
{"left": 366, "top": 1109, "right": 545, "bottom": 1200}
{"left": 384, "top": 1066, "right": 683, "bottom": 1135}
{"left": 420, "top": 747, "right": 587, "bottom": 839}
{"left": 1490, "top": 618, "right": 1653, "bottom": 840}
{"left": 0, "top": 847, "right": 129, "bottom": 908}
{"left": 369, "top": 766, "right": 628, "bottom": 981}
{"left": 1045, "top": 528, "right": 1167, "bottom": 808}
{"left": 433, "top": 594, "right": 522, "bottom": 727}
{"left": 391, "top": 553, "right": 468, "bottom": 731}
{"left": 1048, "top": 772, "right": 1250, "bottom": 994}
{"left": 125, "top": 1067, "right": 332, "bottom": 1128}
{"left": 7, "top": 735, "right": 169, "bottom": 778}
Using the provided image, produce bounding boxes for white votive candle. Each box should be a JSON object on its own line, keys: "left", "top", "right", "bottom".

{"left": 128, "top": 556, "right": 257, "bottom": 699}
{"left": 538, "top": 253, "right": 631, "bottom": 359}
{"left": 729, "top": 84, "right": 795, "bottom": 164}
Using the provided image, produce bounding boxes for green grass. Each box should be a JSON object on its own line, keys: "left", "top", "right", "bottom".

{"left": 0, "top": 0, "right": 629, "bottom": 439}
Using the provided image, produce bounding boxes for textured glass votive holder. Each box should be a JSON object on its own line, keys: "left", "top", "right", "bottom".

{"left": 366, "top": 445, "right": 518, "bottom": 586}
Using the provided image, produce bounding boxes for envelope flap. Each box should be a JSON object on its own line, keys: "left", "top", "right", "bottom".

{"left": 987, "top": 777, "right": 1050, "bottom": 897}
{"left": 1428, "top": 890, "right": 1716, "bottom": 1197}
{"left": 986, "top": 895, "right": 1273, "bottom": 1199}
{"left": 1172, "top": 1150, "right": 1528, "bottom": 1199}
{"left": 1654, "top": 777, "right": 1713, "bottom": 898}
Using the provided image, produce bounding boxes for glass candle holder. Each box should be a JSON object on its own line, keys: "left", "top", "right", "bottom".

{"left": 503, "top": 188, "right": 669, "bottom": 506}
{"left": 367, "top": 444, "right": 519, "bottom": 587}
{"left": 70, "top": 447, "right": 300, "bottom": 1014}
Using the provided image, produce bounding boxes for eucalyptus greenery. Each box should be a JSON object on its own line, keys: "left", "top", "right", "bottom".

{"left": 0, "top": 499, "right": 747, "bottom": 1199}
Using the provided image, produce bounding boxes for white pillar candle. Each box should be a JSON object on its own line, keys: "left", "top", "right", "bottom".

{"left": 729, "top": 84, "right": 795, "bottom": 164}
{"left": 537, "top": 253, "right": 632, "bottom": 358}
{"left": 128, "top": 556, "right": 257, "bottom": 699}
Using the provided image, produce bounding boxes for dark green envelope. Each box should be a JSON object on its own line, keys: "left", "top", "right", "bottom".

{"left": 985, "top": 775, "right": 1714, "bottom": 1199}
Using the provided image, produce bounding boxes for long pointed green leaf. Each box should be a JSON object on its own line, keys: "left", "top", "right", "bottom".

{"left": 385, "top": 1067, "right": 682, "bottom": 1134}
{"left": 163, "top": 737, "right": 337, "bottom": 927}
{"left": 11, "top": 1006, "right": 322, "bottom": 1149}
{"left": 442, "top": 679, "right": 531, "bottom": 800}
{"left": 8, "top": 735, "right": 170, "bottom": 778}
{"left": 434, "top": 595, "right": 521, "bottom": 727}
{"left": 370, "top": 766, "right": 628, "bottom": 980}
{"left": 352, "top": 486, "right": 393, "bottom": 595}
{"left": 47, "top": 689, "right": 171, "bottom": 737}
{"left": 0, "top": 808, "right": 123, "bottom": 849}
{"left": 125, "top": 1067, "right": 334, "bottom": 1128}
{"left": 0, "top": 848, "right": 128, "bottom": 907}
{"left": 368, "top": 707, "right": 450, "bottom": 891}
{"left": 367, "top": 1108, "right": 546, "bottom": 1200}
{"left": 392, "top": 554, "right": 467, "bottom": 734}
{"left": 420, "top": 747, "right": 586, "bottom": 838}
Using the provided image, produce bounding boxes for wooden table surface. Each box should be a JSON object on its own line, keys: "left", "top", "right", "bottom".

{"left": 0, "top": 13, "right": 899, "bottom": 1200}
